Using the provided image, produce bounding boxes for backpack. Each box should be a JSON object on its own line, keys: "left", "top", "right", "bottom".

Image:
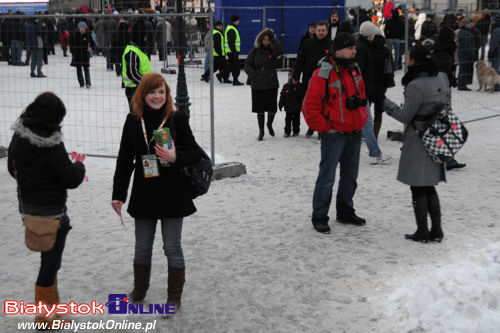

{"left": 168, "top": 115, "right": 213, "bottom": 199}
{"left": 412, "top": 104, "right": 468, "bottom": 163}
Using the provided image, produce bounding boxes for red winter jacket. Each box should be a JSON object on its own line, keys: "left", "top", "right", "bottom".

{"left": 302, "top": 57, "right": 368, "bottom": 133}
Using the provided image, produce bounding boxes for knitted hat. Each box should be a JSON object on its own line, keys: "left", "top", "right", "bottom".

{"left": 359, "top": 21, "right": 381, "bottom": 37}
{"left": 77, "top": 21, "right": 87, "bottom": 29}
{"left": 460, "top": 18, "right": 472, "bottom": 27}
{"left": 333, "top": 32, "right": 356, "bottom": 51}
{"left": 231, "top": 15, "right": 239, "bottom": 22}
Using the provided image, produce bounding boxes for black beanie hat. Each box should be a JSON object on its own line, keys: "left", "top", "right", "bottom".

{"left": 409, "top": 45, "right": 432, "bottom": 63}
{"left": 21, "top": 92, "right": 66, "bottom": 134}
{"left": 231, "top": 15, "right": 239, "bottom": 22}
{"left": 332, "top": 32, "right": 356, "bottom": 51}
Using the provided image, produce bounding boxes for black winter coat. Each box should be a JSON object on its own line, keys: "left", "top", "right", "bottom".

{"left": 110, "top": 22, "right": 129, "bottom": 64}
{"left": 367, "top": 35, "right": 389, "bottom": 100}
{"left": 245, "top": 38, "right": 283, "bottom": 90}
{"left": 384, "top": 16, "right": 404, "bottom": 39}
{"left": 8, "top": 122, "right": 85, "bottom": 208}
{"left": 432, "top": 39, "right": 457, "bottom": 87}
{"left": 278, "top": 82, "right": 304, "bottom": 113}
{"left": 355, "top": 36, "right": 374, "bottom": 101}
{"left": 293, "top": 36, "right": 331, "bottom": 84}
{"left": 457, "top": 28, "right": 475, "bottom": 63}
{"left": 112, "top": 110, "right": 202, "bottom": 219}
{"left": 421, "top": 21, "right": 437, "bottom": 39}
{"left": 70, "top": 30, "right": 95, "bottom": 66}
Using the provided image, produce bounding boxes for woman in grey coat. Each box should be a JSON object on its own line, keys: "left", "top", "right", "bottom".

{"left": 383, "top": 45, "right": 448, "bottom": 243}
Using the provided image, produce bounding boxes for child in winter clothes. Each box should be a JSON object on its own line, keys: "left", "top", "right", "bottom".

{"left": 279, "top": 72, "right": 304, "bottom": 137}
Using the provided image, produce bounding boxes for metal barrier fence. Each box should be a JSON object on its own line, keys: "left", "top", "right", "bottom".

{"left": 0, "top": 12, "right": 213, "bottom": 158}
{"left": 399, "top": 8, "right": 500, "bottom": 123}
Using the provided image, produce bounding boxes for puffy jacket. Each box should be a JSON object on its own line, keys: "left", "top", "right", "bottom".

{"left": 302, "top": 57, "right": 368, "bottom": 133}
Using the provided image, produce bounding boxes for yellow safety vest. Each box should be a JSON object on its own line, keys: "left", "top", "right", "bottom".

{"left": 224, "top": 25, "right": 240, "bottom": 54}
{"left": 213, "top": 29, "right": 225, "bottom": 56}
{"left": 122, "top": 44, "right": 152, "bottom": 88}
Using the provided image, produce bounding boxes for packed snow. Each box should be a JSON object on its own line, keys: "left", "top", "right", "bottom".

{"left": 1, "top": 52, "right": 499, "bottom": 332}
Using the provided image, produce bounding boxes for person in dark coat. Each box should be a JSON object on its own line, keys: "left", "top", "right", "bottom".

{"left": 293, "top": 20, "right": 330, "bottom": 137}
{"left": 327, "top": 11, "right": 340, "bottom": 41}
{"left": 384, "top": 9, "right": 404, "bottom": 70}
{"left": 244, "top": 28, "right": 283, "bottom": 141}
{"left": 25, "top": 18, "right": 45, "bottom": 78}
{"left": 421, "top": 15, "right": 437, "bottom": 40}
{"left": 111, "top": 21, "right": 129, "bottom": 78}
{"left": 9, "top": 14, "right": 25, "bottom": 66}
{"left": 383, "top": 46, "right": 449, "bottom": 243}
{"left": 201, "top": 21, "right": 225, "bottom": 83}
{"left": 7, "top": 92, "right": 85, "bottom": 328}
{"left": 475, "top": 13, "right": 491, "bottom": 61}
{"left": 297, "top": 22, "right": 316, "bottom": 55}
{"left": 112, "top": 73, "right": 202, "bottom": 313}
{"left": 70, "top": 21, "right": 95, "bottom": 88}
{"left": 279, "top": 71, "right": 304, "bottom": 137}
{"left": 489, "top": 13, "right": 500, "bottom": 85}
{"left": 457, "top": 19, "right": 475, "bottom": 90}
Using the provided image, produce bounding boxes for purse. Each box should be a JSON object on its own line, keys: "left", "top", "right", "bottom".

{"left": 14, "top": 162, "right": 63, "bottom": 252}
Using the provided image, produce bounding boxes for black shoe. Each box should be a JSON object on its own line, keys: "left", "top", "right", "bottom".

{"left": 457, "top": 86, "right": 471, "bottom": 91}
{"left": 292, "top": 132, "right": 299, "bottom": 137}
{"left": 37, "top": 73, "right": 46, "bottom": 78}
{"left": 257, "top": 132, "right": 264, "bottom": 141}
{"left": 312, "top": 221, "right": 331, "bottom": 234}
{"left": 337, "top": 214, "right": 366, "bottom": 226}
{"left": 446, "top": 162, "right": 466, "bottom": 170}
{"left": 267, "top": 124, "right": 275, "bottom": 136}
{"left": 86, "top": 84, "right": 91, "bottom": 89}
{"left": 223, "top": 78, "right": 233, "bottom": 84}
{"left": 305, "top": 129, "right": 314, "bottom": 138}
{"left": 284, "top": 133, "right": 290, "bottom": 138}
{"left": 233, "top": 80, "right": 244, "bottom": 86}
{"left": 429, "top": 227, "right": 444, "bottom": 242}
{"left": 405, "top": 229, "right": 429, "bottom": 243}
{"left": 79, "top": 83, "right": 85, "bottom": 88}
{"left": 216, "top": 73, "right": 223, "bottom": 83}
{"left": 30, "top": 72, "right": 36, "bottom": 78}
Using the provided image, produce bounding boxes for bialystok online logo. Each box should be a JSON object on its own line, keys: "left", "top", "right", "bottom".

{"left": 4, "top": 294, "right": 175, "bottom": 317}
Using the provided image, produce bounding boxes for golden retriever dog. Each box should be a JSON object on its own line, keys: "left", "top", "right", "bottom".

{"left": 475, "top": 61, "right": 500, "bottom": 93}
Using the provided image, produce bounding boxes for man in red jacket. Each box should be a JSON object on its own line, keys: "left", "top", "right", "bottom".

{"left": 302, "top": 32, "right": 368, "bottom": 234}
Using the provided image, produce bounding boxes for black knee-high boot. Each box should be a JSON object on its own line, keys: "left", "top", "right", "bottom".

{"left": 257, "top": 113, "right": 265, "bottom": 141}
{"left": 406, "top": 188, "right": 430, "bottom": 243}
{"left": 267, "top": 113, "right": 275, "bottom": 136}
{"left": 427, "top": 190, "right": 443, "bottom": 242}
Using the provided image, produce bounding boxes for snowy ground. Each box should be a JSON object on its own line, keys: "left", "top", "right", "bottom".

{"left": 1, "top": 52, "right": 500, "bottom": 332}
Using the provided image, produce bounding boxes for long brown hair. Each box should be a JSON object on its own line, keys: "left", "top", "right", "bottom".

{"left": 131, "top": 73, "right": 176, "bottom": 119}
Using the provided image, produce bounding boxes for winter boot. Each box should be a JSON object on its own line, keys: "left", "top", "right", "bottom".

{"left": 34, "top": 283, "right": 58, "bottom": 327}
{"left": 267, "top": 113, "right": 276, "bottom": 136}
{"left": 405, "top": 195, "right": 430, "bottom": 243}
{"left": 49, "top": 277, "right": 73, "bottom": 325}
{"left": 167, "top": 266, "right": 185, "bottom": 314}
{"left": 200, "top": 71, "right": 209, "bottom": 82}
{"left": 128, "top": 263, "right": 151, "bottom": 303}
{"left": 427, "top": 192, "right": 443, "bottom": 242}
{"left": 257, "top": 114, "right": 265, "bottom": 141}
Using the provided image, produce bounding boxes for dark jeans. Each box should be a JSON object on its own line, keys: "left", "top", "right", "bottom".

{"left": 312, "top": 131, "right": 362, "bottom": 222}
{"left": 75, "top": 65, "right": 90, "bottom": 86}
{"left": 134, "top": 218, "right": 184, "bottom": 268}
{"left": 30, "top": 48, "right": 43, "bottom": 76}
{"left": 10, "top": 40, "right": 23, "bottom": 65}
{"left": 458, "top": 62, "right": 473, "bottom": 88}
{"left": 126, "top": 87, "right": 137, "bottom": 107}
{"left": 22, "top": 204, "right": 71, "bottom": 287}
{"left": 224, "top": 52, "right": 240, "bottom": 80}
{"left": 105, "top": 46, "right": 112, "bottom": 69}
{"left": 284, "top": 112, "right": 300, "bottom": 134}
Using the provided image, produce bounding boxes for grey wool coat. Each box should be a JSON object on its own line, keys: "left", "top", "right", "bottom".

{"left": 384, "top": 71, "right": 449, "bottom": 186}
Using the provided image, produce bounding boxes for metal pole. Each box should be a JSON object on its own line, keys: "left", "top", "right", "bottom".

{"left": 263, "top": 6, "right": 266, "bottom": 30}
{"left": 175, "top": 0, "right": 191, "bottom": 117}
{"left": 209, "top": 10, "right": 215, "bottom": 165}
{"left": 404, "top": 9, "right": 409, "bottom": 73}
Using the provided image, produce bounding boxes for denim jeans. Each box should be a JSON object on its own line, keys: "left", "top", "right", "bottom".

{"left": 480, "top": 35, "right": 487, "bottom": 61}
{"left": 361, "top": 103, "right": 382, "bottom": 157}
{"left": 10, "top": 40, "right": 23, "bottom": 65}
{"left": 204, "top": 51, "right": 210, "bottom": 72}
{"left": 134, "top": 218, "right": 184, "bottom": 268}
{"left": 22, "top": 204, "right": 71, "bottom": 287}
{"left": 105, "top": 46, "right": 113, "bottom": 69}
{"left": 312, "top": 131, "right": 361, "bottom": 222}
{"left": 386, "top": 38, "right": 401, "bottom": 70}
{"left": 30, "top": 48, "right": 43, "bottom": 76}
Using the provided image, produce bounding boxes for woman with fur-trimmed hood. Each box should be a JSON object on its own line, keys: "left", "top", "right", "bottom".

{"left": 7, "top": 92, "right": 86, "bottom": 328}
{"left": 244, "top": 28, "right": 283, "bottom": 141}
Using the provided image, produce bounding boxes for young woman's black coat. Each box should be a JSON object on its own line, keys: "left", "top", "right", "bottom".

{"left": 112, "top": 110, "right": 202, "bottom": 219}
{"left": 69, "top": 30, "right": 95, "bottom": 66}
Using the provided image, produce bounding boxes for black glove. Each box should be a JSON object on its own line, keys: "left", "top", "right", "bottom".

{"left": 382, "top": 98, "right": 400, "bottom": 115}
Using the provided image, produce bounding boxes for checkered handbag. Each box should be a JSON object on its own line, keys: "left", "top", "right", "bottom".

{"left": 414, "top": 105, "right": 468, "bottom": 163}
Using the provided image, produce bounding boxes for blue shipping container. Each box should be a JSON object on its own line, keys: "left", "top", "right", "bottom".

{"left": 214, "top": 0, "right": 346, "bottom": 56}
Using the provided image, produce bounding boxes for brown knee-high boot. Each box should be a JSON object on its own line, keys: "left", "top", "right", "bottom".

{"left": 128, "top": 263, "right": 151, "bottom": 303}
{"left": 167, "top": 266, "right": 185, "bottom": 313}
{"left": 34, "top": 284, "right": 57, "bottom": 327}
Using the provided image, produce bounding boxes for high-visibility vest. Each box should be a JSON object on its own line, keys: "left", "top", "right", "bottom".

{"left": 122, "top": 44, "right": 152, "bottom": 88}
{"left": 224, "top": 24, "right": 240, "bottom": 54}
{"left": 213, "top": 29, "right": 225, "bottom": 56}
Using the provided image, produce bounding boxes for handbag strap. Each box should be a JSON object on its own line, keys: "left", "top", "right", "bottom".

{"left": 13, "top": 160, "right": 65, "bottom": 219}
